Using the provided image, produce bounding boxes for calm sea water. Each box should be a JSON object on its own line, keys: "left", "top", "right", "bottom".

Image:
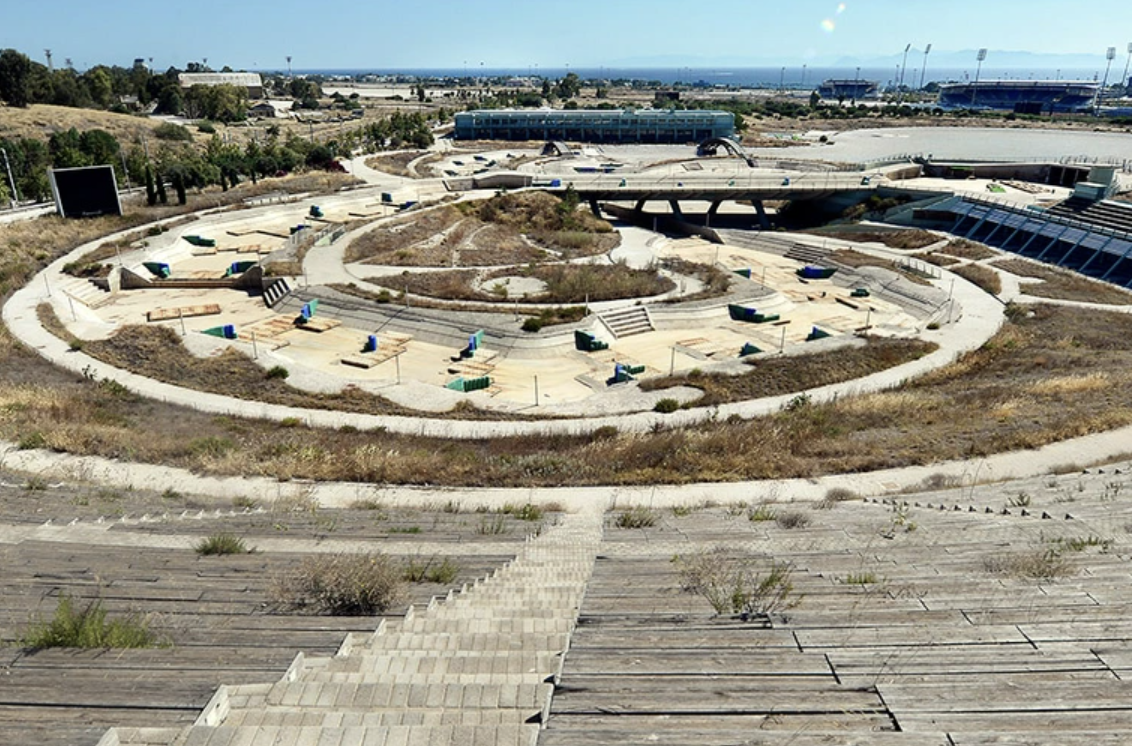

{"left": 291, "top": 66, "right": 1107, "bottom": 89}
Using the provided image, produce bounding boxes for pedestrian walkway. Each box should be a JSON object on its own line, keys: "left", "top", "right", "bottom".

{"left": 99, "top": 506, "right": 604, "bottom": 746}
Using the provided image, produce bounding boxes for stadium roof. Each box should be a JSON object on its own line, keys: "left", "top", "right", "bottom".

{"left": 178, "top": 73, "right": 263, "bottom": 89}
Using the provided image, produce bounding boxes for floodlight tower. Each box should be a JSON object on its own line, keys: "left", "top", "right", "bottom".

{"left": 44, "top": 49, "right": 53, "bottom": 71}
{"left": 971, "top": 48, "right": 987, "bottom": 108}
{"left": 1123, "top": 43, "right": 1132, "bottom": 94}
{"left": 897, "top": 43, "right": 911, "bottom": 102}
{"left": 919, "top": 43, "right": 933, "bottom": 91}
{"left": 1099, "top": 46, "right": 1117, "bottom": 109}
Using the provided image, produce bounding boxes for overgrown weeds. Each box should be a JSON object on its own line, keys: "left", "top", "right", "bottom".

{"left": 270, "top": 553, "right": 405, "bottom": 615}
{"left": 22, "top": 594, "right": 164, "bottom": 650}
{"left": 674, "top": 548, "right": 799, "bottom": 620}
{"left": 614, "top": 506, "right": 657, "bottom": 529}
{"left": 195, "top": 533, "right": 252, "bottom": 556}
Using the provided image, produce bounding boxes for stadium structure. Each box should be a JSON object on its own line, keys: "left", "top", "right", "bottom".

{"left": 818, "top": 79, "right": 879, "bottom": 100}
{"left": 453, "top": 109, "right": 735, "bottom": 143}
{"left": 937, "top": 80, "right": 1099, "bottom": 113}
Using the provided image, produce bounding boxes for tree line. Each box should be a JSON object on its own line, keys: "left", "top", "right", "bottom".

{"left": 0, "top": 110, "right": 436, "bottom": 206}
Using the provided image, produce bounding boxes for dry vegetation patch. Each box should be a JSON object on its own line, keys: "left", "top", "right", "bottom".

{"left": 937, "top": 239, "right": 997, "bottom": 261}
{"left": 994, "top": 258, "right": 1132, "bottom": 305}
{"left": 952, "top": 263, "right": 1003, "bottom": 296}
{"left": 641, "top": 338, "right": 936, "bottom": 407}
{"left": 382, "top": 263, "right": 674, "bottom": 304}
{"left": 346, "top": 192, "right": 618, "bottom": 268}
{"left": 829, "top": 249, "right": 932, "bottom": 285}
{"left": 807, "top": 226, "right": 941, "bottom": 250}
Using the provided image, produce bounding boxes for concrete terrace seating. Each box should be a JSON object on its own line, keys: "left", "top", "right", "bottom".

{"left": 103, "top": 509, "right": 604, "bottom": 746}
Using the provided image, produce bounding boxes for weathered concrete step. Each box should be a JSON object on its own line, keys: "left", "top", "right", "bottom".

{"left": 399, "top": 618, "right": 575, "bottom": 635}
{"left": 224, "top": 706, "right": 537, "bottom": 727}
{"left": 305, "top": 671, "right": 550, "bottom": 686}
{"left": 363, "top": 632, "right": 569, "bottom": 652}
{"left": 166, "top": 723, "right": 538, "bottom": 746}
{"left": 262, "top": 680, "right": 553, "bottom": 711}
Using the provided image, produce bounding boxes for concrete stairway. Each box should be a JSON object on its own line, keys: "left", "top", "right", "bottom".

{"left": 263, "top": 278, "right": 292, "bottom": 308}
{"left": 55, "top": 274, "right": 113, "bottom": 309}
{"left": 598, "top": 306, "right": 653, "bottom": 339}
{"left": 101, "top": 507, "right": 603, "bottom": 746}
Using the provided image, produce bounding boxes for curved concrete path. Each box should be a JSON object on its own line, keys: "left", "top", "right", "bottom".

{"left": 4, "top": 204, "right": 1006, "bottom": 439}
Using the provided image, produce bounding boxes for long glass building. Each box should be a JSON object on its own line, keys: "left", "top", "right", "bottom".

{"left": 453, "top": 109, "right": 735, "bottom": 143}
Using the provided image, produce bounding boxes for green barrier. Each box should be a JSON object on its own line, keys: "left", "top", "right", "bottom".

{"left": 851, "top": 288, "right": 871, "bottom": 298}
{"left": 740, "top": 342, "right": 761, "bottom": 356}
{"left": 574, "top": 330, "right": 609, "bottom": 352}
{"left": 447, "top": 376, "right": 492, "bottom": 392}
{"left": 183, "top": 235, "right": 216, "bottom": 247}
{"left": 733, "top": 268, "right": 752, "bottom": 279}
{"left": 627, "top": 364, "right": 646, "bottom": 376}
{"left": 807, "top": 326, "right": 832, "bottom": 342}
{"left": 142, "top": 261, "right": 171, "bottom": 278}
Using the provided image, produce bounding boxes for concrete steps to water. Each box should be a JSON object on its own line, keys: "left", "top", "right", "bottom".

{"left": 598, "top": 306, "right": 654, "bottom": 338}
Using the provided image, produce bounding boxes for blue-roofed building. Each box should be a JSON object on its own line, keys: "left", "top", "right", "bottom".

{"left": 937, "top": 80, "right": 1099, "bottom": 113}
{"left": 453, "top": 109, "right": 735, "bottom": 143}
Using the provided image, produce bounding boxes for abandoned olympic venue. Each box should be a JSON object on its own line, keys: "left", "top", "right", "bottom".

{"left": 453, "top": 108, "right": 735, "bottom": 142}
{"left": 8, "top": 100, "right": 1132, "bottom": 746}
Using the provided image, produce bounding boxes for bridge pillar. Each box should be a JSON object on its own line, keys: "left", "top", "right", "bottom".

{"left": 588, "top": 199, "right": 603, "bottom": 219}
{"left": 634, "top": 199, "right": 647, "bottom": 213}
{"left": 707, "top": 201, "right": 722, "bottom": 216}
{"left": 668, "top": 200, "right": 683, "bottom": 218}
{"left": 753, "top": 200, "right": 771, "bottom": 230}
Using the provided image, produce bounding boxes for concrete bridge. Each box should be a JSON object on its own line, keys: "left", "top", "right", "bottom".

{"left": 539, "top": 171, "right": 883, "bottom": 227}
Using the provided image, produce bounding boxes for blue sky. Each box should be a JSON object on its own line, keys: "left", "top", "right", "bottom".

{"left": 3, "top": 0, "right": 1129, "bottom": 71}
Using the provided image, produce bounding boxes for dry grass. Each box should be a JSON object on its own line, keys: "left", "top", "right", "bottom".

{"left": 381, "top": 263, "right": 674, "bottom": 304}
{"left": 807, "top": 226, "right": 941, "bottom": 250}
{"left": 937, "top": 239, "right": 997, "bottom": 261}
{"left": 829, "top": 250, "right": 932, "bottom": 286}
{"left": 952, "top": 263, "right": 1003, "bottom": 296}
{"left": 911, "top": 251, "right": 960, "bottom": 267}
{"left": 346, "top": 192, "right": 618, "bottom": 268}
{"left": 0, "top": 104, "right": 180, "bottom": 146}
{"left": 993, "top": 258, "right": 1132, "bottom": 305}
{"left": 365, "top": 151, "right": 428, "bottom": 178}
{"left": 641, "top": 338, "right": 936, "bottom": 407}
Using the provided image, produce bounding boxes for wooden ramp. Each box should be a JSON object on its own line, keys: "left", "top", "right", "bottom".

{"left": 146, "top": 304, "right": 221, "bottom": 323}
{"left": 339, "top": 333, "right": 413, "bottom": 369}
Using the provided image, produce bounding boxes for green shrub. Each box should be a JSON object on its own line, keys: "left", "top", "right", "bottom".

{"left": 153, "top": 122, "right": 193, "bottom": 141}
{"left": 195, "top": 533, "right": 252, "bottom": 556}
{"left": 270, "top": 553, "right": 405, "bottom": 615}
{"left": 266, "top": 365, "right": 290, "bottom": 380}
{"left": 17, "top": 431, "right": 47, "bottom": 450}
{"left": 280, "top": 416, "right": 302, "bottom": 428}
{"left": 403, "top": 556, "right": 460, "bottom": 584}
{"left": 197, "top": 121, "right": 217, "bottom": 134}
{"left": 615, "top": 506, "right": 657, "bottom": 529}
{"left": 22, "top": 594, "right": 163, "bottom": 650}
{"left": 500, "top": 503, "right": 544, "bottom": 521}
{"left": 654, "top": 398, "right": 680, "bottom": 414}
{"left": 748, "top": 504, "right": 777, "bottom": 522}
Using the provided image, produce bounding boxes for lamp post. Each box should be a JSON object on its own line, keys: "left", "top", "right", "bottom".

{"left": 853, "top": 65, "right": 860, "bottom": 105}
{"left": 779, "top": 66, "right": 785, "bottom": 93}
{"left": 971, "top": 48, "right": 987, "bottom": 109}
{"left": 801, "top": 64, "right": 807, "bottom": 92}
{"left": 919, "top": 43, "right": 933, "bottom": 91}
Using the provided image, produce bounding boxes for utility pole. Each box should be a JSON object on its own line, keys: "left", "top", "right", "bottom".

{"left": 1, "top": 147, "right": 20, "bottom": 206}
{"left": 853, "top": 66, "right": 861, "bottom": 105}
{"left": 971, "top": 49, "right": 987, "bottom": 109}
{"left": 286, "top": 55, "right": 292, "bottom": 79}
{"left": 44, "top": 49, "right": 53, "bottom": 71}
